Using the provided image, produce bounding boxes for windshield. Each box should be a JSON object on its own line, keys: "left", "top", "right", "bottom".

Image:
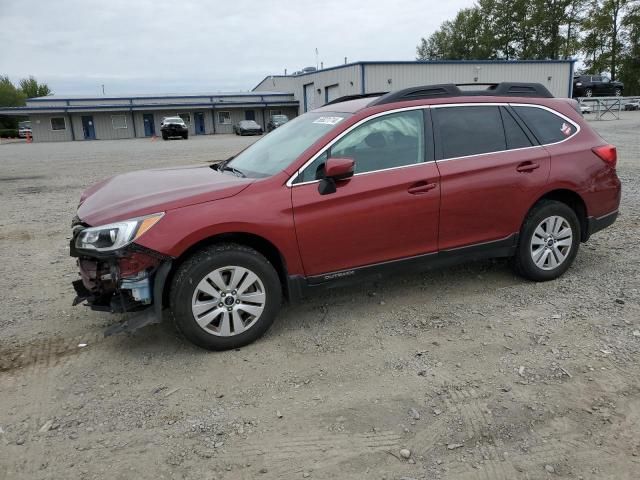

{"left": 164, "top": 117, "right": 184, "bottom": 124}
{"left": 228, "top": 112, "right": 350, "bottom": 177}
{"left": 272, "top": 115, "right": 288, "bottom": 123}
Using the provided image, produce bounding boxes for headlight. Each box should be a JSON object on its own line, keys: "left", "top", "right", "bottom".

{"left": 75, "top": 213, "right": 164, "bottom": 252}
{"left": 576, "top": 82, "right": 582, "bottom": 86}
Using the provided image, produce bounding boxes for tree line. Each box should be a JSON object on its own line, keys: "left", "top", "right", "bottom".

{"left": 0, "top": 75, "right": 51, "bottom": 130}
{"left": 416, "top": 0, "right": 640, "bottom": 94}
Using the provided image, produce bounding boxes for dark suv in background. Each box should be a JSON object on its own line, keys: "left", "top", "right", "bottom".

{"left": 160, "top": 117, "right": 189, "bottom": 140}
{"left": 573, "top": 75, "right": 624, "bottom": 97}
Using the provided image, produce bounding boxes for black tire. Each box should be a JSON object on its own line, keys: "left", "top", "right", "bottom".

{"left": 170, "top": 243, "right": 282, "bottom": 351}
{"left": 584, "top": 88, "right": 593, "bottom": 97}
{"left": 512, "top": 200, "right": 580, "bottom": 282}
{"left": 162, "top": 134, "right": 168, "bottom": 140}
{"left": 183, "top": 133, "right": 188, "bottom": 139}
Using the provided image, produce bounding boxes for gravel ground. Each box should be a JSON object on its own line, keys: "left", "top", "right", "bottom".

{"left": 0, "top": 116, "right": 639, "bottom": 480}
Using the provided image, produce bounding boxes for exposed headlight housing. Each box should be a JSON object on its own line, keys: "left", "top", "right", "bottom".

{"left": 75, "top": 213, "right": 164, "bottom": 252}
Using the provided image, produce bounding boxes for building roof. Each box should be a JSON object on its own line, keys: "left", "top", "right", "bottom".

{"left": 25, "top": 91, "right": 292, "bottom": 102}
{"left": 253, "top": 59, "right": 576, "bottom": 90}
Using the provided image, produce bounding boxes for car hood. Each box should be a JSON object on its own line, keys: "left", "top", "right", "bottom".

{"left": 77, "top": 165, "right": 253, "bottom": 226}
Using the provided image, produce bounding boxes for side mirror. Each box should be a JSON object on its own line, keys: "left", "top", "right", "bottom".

{"left": 318, "top": 157, "right": 355, "bottom": 195}
{"left": 325, "top": 157, "right": 354, "bottom": 180}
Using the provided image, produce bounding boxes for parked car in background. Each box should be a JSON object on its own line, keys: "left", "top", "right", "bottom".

{"left": 234, "top": 120, "right": 263, "bottom": 136}
{"left": 267, "top": 114, "right": 289, "bottom": 132}
{"left": 18, "top": 121, "right": 32, "bottom": 138}
{"left": 579, "top": 103, "right": 592, "bottom": 114}
{"left": 624, "top": 100, "right": 640, "bottom": 111}
{"left": 573, "top": 75, "right": 623, "bottom": 97}
{"left": 160, "top": 117, "right": 189, "bottom": 140}
{"left": 70, "top": 82, "right": 620, "bottom": 351}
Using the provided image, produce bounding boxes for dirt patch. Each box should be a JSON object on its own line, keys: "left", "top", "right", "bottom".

{"left": 0, "top": 125, "right": 638, "bottom": 479}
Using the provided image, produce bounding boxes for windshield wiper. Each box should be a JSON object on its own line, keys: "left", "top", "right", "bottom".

{"left": 221, "top": 165, "right": 246, "bottom": 178}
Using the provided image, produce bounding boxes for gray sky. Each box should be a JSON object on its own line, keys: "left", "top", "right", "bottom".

{"left": 0, "top": 0, "right": 473, "bottom": 95}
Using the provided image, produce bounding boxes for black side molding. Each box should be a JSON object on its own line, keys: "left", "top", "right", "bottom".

{"left": 586, "top": 210, "right": 618, "bottom": 240}
{"left": 287, "top": 234, "right": 518, "bottom": 302}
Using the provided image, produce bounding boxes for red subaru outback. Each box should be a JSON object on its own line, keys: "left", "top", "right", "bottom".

{"left": 71, "top": 83, "right": 621, "bottom": 350}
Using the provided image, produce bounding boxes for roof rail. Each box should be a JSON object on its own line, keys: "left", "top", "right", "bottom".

{"left": 370, "top": 82, "right": 553, "bottom": 106}
{"left": 325, "top": 92, "right": 388, "bottom": 106}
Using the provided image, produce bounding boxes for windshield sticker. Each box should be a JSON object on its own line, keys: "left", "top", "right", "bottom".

{"left": 313, "top": 116, "right": 343, "bottom": 125}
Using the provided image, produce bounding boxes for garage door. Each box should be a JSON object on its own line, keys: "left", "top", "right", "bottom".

{"left": 325, "top": 85, "right": 339, "bottom": 104}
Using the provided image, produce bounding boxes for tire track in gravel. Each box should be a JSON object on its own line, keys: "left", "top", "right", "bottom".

{"left": 0, "top": 331, "right": 105, "bottom": 376}
{"left": 213, "top": 429, "right": 404, "bottom": 476}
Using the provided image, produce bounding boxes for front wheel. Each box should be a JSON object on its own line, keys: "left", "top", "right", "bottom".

{"left": 513, "top": 200, "right": 580, "bottom": 282}
{"left": 614, "top": 88, "right": 622, "bottom": 97}
{"left": 170, "top": 244, "right": 282, "bottom": 350}
{"left": 584, "top": 88, "right": 593, "bottom": 97}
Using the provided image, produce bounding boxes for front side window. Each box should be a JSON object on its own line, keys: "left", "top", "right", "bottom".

{"left": 330, "top": 110, "right": 425, "bottom": 174}
{"left": 296, "top": 110, "right": 426, "bottom": 183}
{"left": 218, "top": 111, "right": 231, "bottom": 124}
{"left": 111, "top": 115, "right": 127, "bottom": 129}
{"left": 434, "top": 106, "right": 506, "bottom": 159}
{"left": 51, "top": 117, "right": 66, "bottom": 131}
{"left": 512, "top": 106, "right": 576, "bottom": 145}
{"left": 228, "top": 112, "right": 350, "bottom": 178}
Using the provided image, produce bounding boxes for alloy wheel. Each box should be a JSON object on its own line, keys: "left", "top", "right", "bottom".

{"left": 191, "top": 266, "right": 266, "bottom": 336}
{"left": 530, "top": 216, "right": 573, "bottom": 271}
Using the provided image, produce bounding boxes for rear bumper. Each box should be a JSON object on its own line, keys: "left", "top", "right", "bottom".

{"left": 587, "top": 210, "right": 618, "bottom": 238}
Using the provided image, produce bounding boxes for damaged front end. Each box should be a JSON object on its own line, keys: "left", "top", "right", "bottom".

{"left": 70, "top": 215, "right": 172, "bottom": 336}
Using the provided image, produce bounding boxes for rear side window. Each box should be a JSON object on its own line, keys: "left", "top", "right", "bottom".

{"left": 500, "top": 107, "right": 533, "bottom": 149}
{"left": 434, "top": 106, "right": 506, "bottom": 158}
{"left": 512, "top": 106, "right": 576, "bottom": 145}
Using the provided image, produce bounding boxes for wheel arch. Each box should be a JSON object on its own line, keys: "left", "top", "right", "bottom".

{"left": 526, "top": 189, "right": 589, "bottom": 241}
{"left": 162, "top": 232, "right": 290, "bottom": 307}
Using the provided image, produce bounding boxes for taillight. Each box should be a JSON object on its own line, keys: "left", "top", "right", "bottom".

{"left": 592, "top": 144, "right": 617, "bottom": 168}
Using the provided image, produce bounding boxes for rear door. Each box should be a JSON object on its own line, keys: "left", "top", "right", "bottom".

{"left": 433, "top": 104, "right": 550, "bottom": 251}
{"left": 291, "top": 108, "right": 440, "bottom": 276}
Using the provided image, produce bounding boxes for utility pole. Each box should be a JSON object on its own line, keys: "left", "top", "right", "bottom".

{"left": 101, "top": 84, "right": 105, "bottom": 95}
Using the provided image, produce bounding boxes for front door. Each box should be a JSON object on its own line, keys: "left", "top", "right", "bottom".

{"left": 143, "top": 114, "right": 155, "bottom": 136}
{"left": 433, "top": 105, "right": 551, "bottom": 250}
{"left": 195, "top": 112, "right": 205, "bottom": 134}
{"left": 291, "top": 109, "right": 440, "bottom": 276}
{"left": 244, "top": 110, "right": 255, "bottom": 121}
{"left": 81, "top": 116, "right": 96, "bottom": 140}
{"left": 303, "top": 83, "right": 315, "bottom": 112}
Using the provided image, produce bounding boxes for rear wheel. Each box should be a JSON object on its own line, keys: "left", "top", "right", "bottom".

{"left": 170, "top": 244, "right": 282, "bottom": 350}
{"left": 513, "top": 200, "right": 580, "bottom": 281}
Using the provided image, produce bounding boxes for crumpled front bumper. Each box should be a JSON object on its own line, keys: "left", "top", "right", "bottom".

{"left": 70, "top": 222, "right": 172, "bottom": 335}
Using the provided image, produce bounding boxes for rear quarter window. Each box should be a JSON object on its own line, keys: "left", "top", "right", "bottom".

{"left": 512, "top": 106, "right": 576, "bottom": 145}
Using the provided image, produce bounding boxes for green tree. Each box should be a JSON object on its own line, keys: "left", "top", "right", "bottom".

{"left": 619, "top": 1, "right": 640, "bottom": 93}
{"left": 0, "top": 75, "right": 26, "bottom": 129}
{"left": 19, "top": 76, "right": 52, "bottom": 99}
{"left": 581, "top": 0, "right": 636, "bottom": 80}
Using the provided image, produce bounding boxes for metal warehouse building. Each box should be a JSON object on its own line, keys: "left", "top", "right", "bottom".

{"left": 0, "top": 92, "right": 298, "bottom": 142}
{"left": 253, "top": 60, "right": 575, "bottom": 113}
{"left": 1, "top": 60, "right": 574, "bottom": 142}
